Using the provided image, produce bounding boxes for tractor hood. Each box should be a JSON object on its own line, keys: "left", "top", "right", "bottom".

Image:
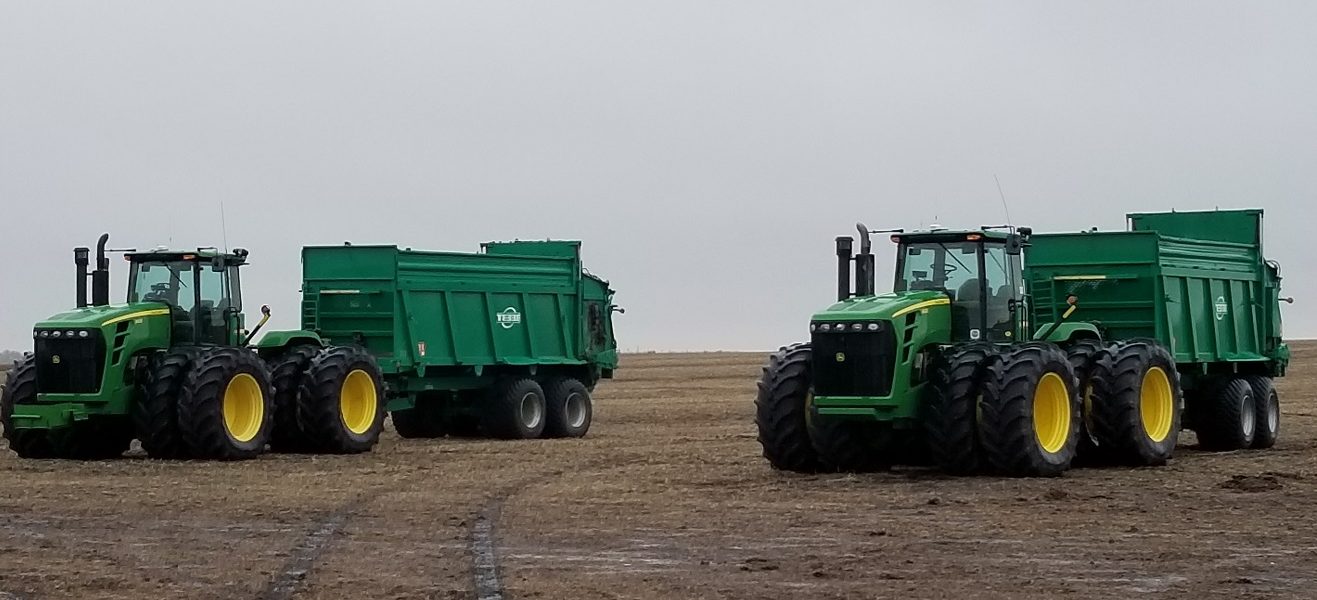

{"left": 33, "top": 303, "right": 171, "bottom": 331}
{"left": 810, "top": 290, "right": 950, "bottom": 322}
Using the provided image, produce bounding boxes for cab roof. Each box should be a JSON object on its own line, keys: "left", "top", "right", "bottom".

{"left": 125, "top": 247, "right": 249, "bottom": 265}
{"left": 890, "top": 229, "right": 1012, "bottom": 243}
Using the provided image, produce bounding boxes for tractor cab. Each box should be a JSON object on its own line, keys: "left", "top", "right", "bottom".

{"left": 124, "top": 247, "right": 250, "bottom": 345}
{"left": 889, "top": 228, "right": 1029, "bottom": 342}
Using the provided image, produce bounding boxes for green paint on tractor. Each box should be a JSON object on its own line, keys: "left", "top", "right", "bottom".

{"left": 757, "top": 210, "right": 1290, "bottom": 477}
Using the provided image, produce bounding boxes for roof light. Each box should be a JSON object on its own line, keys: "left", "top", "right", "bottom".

{"left": 966, "top": 234, "right": 982, "bottom": 241}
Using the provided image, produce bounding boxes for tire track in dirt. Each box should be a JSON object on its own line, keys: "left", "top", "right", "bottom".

{"left": 466, "top": 454, "right": 650, "bottom": 600}
{"left": 258, "top": 496, "right": 368, "bottom": 600}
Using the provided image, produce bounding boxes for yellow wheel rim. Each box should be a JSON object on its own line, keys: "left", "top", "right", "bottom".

{"left": 222, "top": 373, "right": 264, "bottom": 443}
{"left": 1140, "top": 367, "right": 1174, "bottom": 443}
{"left": 340, "top": 369, "right": 378, "bottom": 435}
{"left": 1033, "top": 372, "right": 1071, "bottom": 454}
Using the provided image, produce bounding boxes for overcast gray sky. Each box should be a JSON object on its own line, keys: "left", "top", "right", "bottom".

{"left": 2, "top": 2, "right": 1314, "bottom": 352}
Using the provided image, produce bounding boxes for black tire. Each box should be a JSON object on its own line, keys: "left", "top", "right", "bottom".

{"left": 542, "top": 377, "right": 592, "bottom": 438}
{"left": 923, "top": 343, "right": 998, "bottom": 475}
{"left": 1087, "top": 340, "right": 1182, "bottom": 466}
{"left": 390, "top": 392, "right": 447, "bottom": 439}
{"left": 809, "top": 417, "right": 893, "bottom": 473}
{"left": 1244, "top": 376, "right": 1279, "bottom": 449}
{"left": 177, "top": 347, "right": 274, "bottom": 460}
{"left": 480, "top": 377, "right": 548, "bottom": 439}
{"left": 1195, "top": 378, "right": 1256, "bottom": 451}
{"left": 133, "top": 347, "right": 201, "bottom": 459}
{"left": 2, "top": 356, "right": 56, "bottom": 458}
{"left": 754, "top": 343, "right": 818, "bottom": 473}
{"left": 978, "top": 343, "right": 1080, "bottom": 477}
{"left": 265, "top": 345, "right": 321, "bottom": 452}
{"left": 297, "top": 346, "right": 386, "bottom": 454}
{"left": 1064, "top": 338, "right": 1107, "bottom": 463}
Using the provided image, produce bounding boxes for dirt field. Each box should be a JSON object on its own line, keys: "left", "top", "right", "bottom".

{"left": 2, "top": 343, "right": 1316, "bottom": 599}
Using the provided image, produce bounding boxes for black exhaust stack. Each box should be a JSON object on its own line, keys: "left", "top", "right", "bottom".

{"left": 74, "top": 246, "right": 90, "bottom": 308}
{"left": 91, "top": 233, "right": 111, "bottom": 306}
{"left": 835, "top": 236, "right": 853, "bottom": 301}
{"left": 854, "top": 223, "right": 876, "bottom": 297}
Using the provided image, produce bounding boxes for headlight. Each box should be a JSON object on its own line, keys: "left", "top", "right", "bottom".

{"left": 51, "top": 330, "right": 62, "bottom": 338}
{"left": 79, "top": 330, "right": 90, "bottom": 338}
{"left": 39, "top": 330, "right": 50, "bottom": 338}
{"left": 809, "top": 323, "right": 817, "bottom": 332}
{"left": 66, "top": 331, "right": 76, "bottom": 338}
{"left": 851, "top": 323, "right": 862, "bottom": 331}
{"left": 867, "top": 323, "right": 880, "bottom": 331}
{"left": 819, "top": 323, "right": 831, "bottom": 332}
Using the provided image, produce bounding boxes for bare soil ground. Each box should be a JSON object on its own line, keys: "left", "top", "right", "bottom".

{"left": 2, "top": 343, "right": 1316, "bottom": 599}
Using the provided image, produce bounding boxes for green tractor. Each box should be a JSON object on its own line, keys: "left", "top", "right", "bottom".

{"left": 1, "top": 234, "right": 387, "bottom": 460}
{"left": 757, "top": 211, "right": 1288, "bottom": 477}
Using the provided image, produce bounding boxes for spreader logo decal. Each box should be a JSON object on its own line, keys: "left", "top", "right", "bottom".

{"left": 1215, "top": 296, "right": 1228, "bottom": 321}
{"left": 498, "top": 307, "right": 522, "bottom": 329}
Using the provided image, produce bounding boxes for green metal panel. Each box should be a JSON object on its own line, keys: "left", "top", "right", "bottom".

{"left": 300, "top": 241, "right": 618, "bottom": 384}
{"left": 1026, "top": 210, "right": 1285, "bottom": 373}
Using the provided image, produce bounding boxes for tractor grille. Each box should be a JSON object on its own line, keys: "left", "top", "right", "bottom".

{"left": 34, "top": 334, "right": 105, "bottom": 394}
{"left": 810, "top": 324, "right": 896, "bottom": 397}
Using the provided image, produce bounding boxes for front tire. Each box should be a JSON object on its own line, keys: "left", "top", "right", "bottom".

{"left": 134, "top": 348, "right": 201, "bottom": 459}
{"left": 979, "top": 343, "right": 1080, "bottom": 477}
{"left": 923, "top": 343, "right": 997, "bottom": 475}
{"left": 177, "top": 347, "right": 274, "bottom": 460}
{"left": 297, "top": 346, "right": 386, "bottom": 454}
{"left": 2, "top": 356, "right": 55, "bottom": 458}
{"left": 754, "top": 344, "right": 818, "bottom": 473}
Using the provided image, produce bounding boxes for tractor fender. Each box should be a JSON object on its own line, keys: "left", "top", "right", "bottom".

{"left": 254, "top": 330, "right": 325, "bottom": 356}
{"left": 1032, "top": 322, "right": 1101, "bottom": 344}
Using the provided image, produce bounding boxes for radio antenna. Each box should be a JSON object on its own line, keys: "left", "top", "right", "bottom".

{"left": 220, "top": 201, "right": 230, "bottom": 253}
{"left": 993, "top": 173, "right": 1013, "bottom": 226}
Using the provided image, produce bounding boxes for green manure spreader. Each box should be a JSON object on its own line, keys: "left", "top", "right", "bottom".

{"left": 1, "top": 236, "right": 618, "bottom": 460}
{"left": 757, "top": 209, "right": 1289, "bottom": 477}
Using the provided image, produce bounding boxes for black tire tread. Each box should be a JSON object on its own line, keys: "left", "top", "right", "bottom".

{"left": 1088, "top": 340, "right": 1182, "bottom": 466}
{"left": 177, "top": 347, "right": 273, "bottom": 460}
{"left": 923, "top": 342, "right": 998, "bottom": 474}
{"left": 297, "top": 346, "right": 386, "bottom": 454}
{"left": 754, "top": 344, "right": 819, "bottom": 473}
{"left": 2, "top": 356, "right": 55, "bottom": 458}
{"left": 266, "top": 345, "right": 321, "bottom": 452}
{"left": 133, "top": 347, "right": 201, "bottom": 459}
{"left": 542, "top": 377, "right": 593, "bottom": 438}
{"left": 1195, "top": 378, "right": 1255, "bottom": 451}
{"left": 1243, "top": 375, "right": 1279, "bottom": 449}
{"left": 480, "top": 377, "right": 547, "bottom": 440}
{"left": 978, "top": 343, "right": 1080, "bottom": 477}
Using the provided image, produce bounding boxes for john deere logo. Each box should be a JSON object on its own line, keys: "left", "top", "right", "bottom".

{"left": 497, "top": 307, "right": 522, "bottom": 329}
{"left": 1215, "top": 296, "right": 1228, "bottom": 321}
{"left": 835, "top": 352, "right": 846, "bottom": 363}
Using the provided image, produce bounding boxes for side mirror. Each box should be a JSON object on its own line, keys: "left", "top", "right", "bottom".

{"left": 261, "top": 304, "right": 271, "bottom": 317}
